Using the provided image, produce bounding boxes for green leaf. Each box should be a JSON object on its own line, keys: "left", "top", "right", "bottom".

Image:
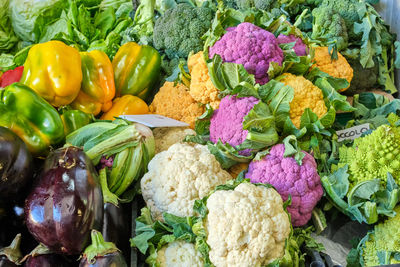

{"left": 206, "top": 141, "right": 252, "bottom": 169}
{"left": 326, "top": 165, "right": 350, "bottom": 199}
{"left": 348, "top": 179, "right": 380, "bottom": 205}
{"left": 94, "top": 7, "right": 117, "bottom": 39}
{"left": 395, "top": 41, "right": 400, "bottom": 69}
{"left": 258, "top": 79, "right": 294, "bottom": 129}
{"left": 207, "top": 54, "right": 258, "bottom": 98}
{"left": 282, "top": 135, "right": 305, "bottom": 165}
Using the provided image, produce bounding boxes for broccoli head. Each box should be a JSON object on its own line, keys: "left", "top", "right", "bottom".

{"left": 311, "top": 6, "right": 348, "bottom": 51}
{"left": 153, "top": 3, "right": 213, "bottom": 59}
{"left": 317, "top": 0, "right": 361, "bottom": 40}
{"left": 233, "top": 0, "right": 283, "bottom": 17}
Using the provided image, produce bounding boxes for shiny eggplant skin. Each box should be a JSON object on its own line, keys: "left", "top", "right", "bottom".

{"left": 24, "top": 147, "right": 103, "bottom": 255}
{"left": 0, "top": 257, "right": 17, "bottom": 267}
{"left": 102, "top": 203, "right": 130, "bottom": 256}
{"left": 24, "top": 254, "right": 70, "bottom": 267}
{"left": 0, "top": 127, "right": 33, "bottom": 199}
{"left": 79, "top": 252, "right": 128, "bottom": 267}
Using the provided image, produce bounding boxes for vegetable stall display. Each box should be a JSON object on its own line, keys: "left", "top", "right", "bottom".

{"left": 0, "top": 0, "right": 399, "bottom": 266}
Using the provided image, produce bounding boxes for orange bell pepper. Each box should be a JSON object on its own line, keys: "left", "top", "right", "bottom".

{"left": 100, "top": 95, "right": 149, "bottom": 120}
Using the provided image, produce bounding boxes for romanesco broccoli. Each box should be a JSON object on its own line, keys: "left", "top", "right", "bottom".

{"left": 362, "top": 205, "right": 400, "bottom": 266}
{"left": 338, "top": 124, "right": 400, "bottom": 187}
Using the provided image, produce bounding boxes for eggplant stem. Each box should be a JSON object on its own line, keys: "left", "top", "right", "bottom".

{"left": 83, "top": 230, "right": 119, "bottom": 264}
{"left": 0, "top": 233, "right": 23, "bottom": 264}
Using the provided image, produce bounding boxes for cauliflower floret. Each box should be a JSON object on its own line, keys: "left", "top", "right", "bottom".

{"left": 149, "top": 82, "right": 205, "bottom": 129}
{"left": 209, "top": 22, "right": 284, "bottom": 85}
{"left": 153, "top": 127, "right": 195, "bottom": 154}
{"left": 245, "top": 143, "right": 323, "bottom": 226}
{"left": 188, "top": 51, "right": 221, "bottom": 109}
{"left": 312, "top": 46, "right": 353, "bottom": 92}
{"left": 141, "top": 143, "right": 232, "bottom": 220}
{"left": 156, "top": 241, "right": 204, "bottom": 267}
{"left": 210, "top": 95, "right": 259, "bottom": 156}
{"left": 280, "top": 73, "right": 327, "bottom": 128}
{"left": 205, "top": 183, "right": 291, "bottom": 267}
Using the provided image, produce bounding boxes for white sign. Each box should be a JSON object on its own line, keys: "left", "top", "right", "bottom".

{"left": 120, "top": 114, "right": 189, "bottom": 128}
{"left": 336, "top": 123, "right": 370, "bottom": 142}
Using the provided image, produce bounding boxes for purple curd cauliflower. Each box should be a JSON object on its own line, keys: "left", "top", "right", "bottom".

{"left": 277, "top": 34, "right": 307, "bottom": 56}
{"left": 245, "top": 144, "right": 323, "bottom": 226}
{"left": 210, "top": 95, "right": 259, "bottom": 156}
{"left": 209, "top": 22, "right": 284, "bottom": 85}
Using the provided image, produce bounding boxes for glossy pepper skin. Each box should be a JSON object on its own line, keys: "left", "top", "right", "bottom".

{"left": 71, "top": 50, "right": 115, "bottom": 115}
{"left": 100, "top": 95, "right": 149, "bottom": 120}
{"left": 20, "top": 40, "right": 82, "bottom": 107}
{"left": 61, "top": 109, "right": 93, "bottom": 136}
{"left": 0, "top": 83, "right": 65, "bottom": 156}
{"left": 112, "top": 42, "right": 161, "bottom": 99}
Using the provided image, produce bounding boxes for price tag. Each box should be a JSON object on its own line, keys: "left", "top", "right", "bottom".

{"left": 119, "top": 115, "right": 189, "bottom": 128}
{"left": 336, "top": 123, "right": 370, "bottom": 142}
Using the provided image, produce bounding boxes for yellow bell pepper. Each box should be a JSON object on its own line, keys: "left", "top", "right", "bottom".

{"left": 100, "top": 95, "right": 149, "bottom": 120}
{"left": 20, "top": 40, "right": 82, "bottom": 107}
{"left": 71, "top": 50, "right": 115, "bottom": 115}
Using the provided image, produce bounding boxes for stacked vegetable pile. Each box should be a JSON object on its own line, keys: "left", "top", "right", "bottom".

{"left": 0, "top": 0, "right": 400, "bottom": 266}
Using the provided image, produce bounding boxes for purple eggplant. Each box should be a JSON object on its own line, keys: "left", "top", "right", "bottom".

{"left": 23, "top": 244, "right": 71, "bottom": 267}
{"left": 24, "top": 254, "right": 70, "bottom": 267}
{"left": 79, "top": 230, "right": 127, "bottom": 267}
{"left": 0, "top": 127, "right": 33, "bottom": 199}
{"left": 24, "top": 147, "right": 103, "bottom": 255}
{"left": 102, "top": 203, "right": 130, "bottom": 257}
{"left": 0, "top": 234, "right": 22, "bottom": 267}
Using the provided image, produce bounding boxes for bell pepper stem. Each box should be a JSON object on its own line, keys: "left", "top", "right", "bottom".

{"left": 83, "top": 230, "right": 119, "bottom": 264}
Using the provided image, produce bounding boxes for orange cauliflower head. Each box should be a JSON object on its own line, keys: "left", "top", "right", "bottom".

{"left": 188, "top": 51, "right": 220, "bottom": 109}
{"left": 312, "top": 46, "right": 353, "bottom": 92}
{"left": 150, "top": 82, "right": 205, "bottom": 128}
{"left": 280, "top": 73, "right": 327, "bottom": 128}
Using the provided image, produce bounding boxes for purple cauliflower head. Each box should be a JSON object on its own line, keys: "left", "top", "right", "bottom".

{"left": 209, "top": 22, "right": 284, "bottom": 85}
{"left": 277, "top": 34, "right": 307, "bottom": 56}
{"left": 245, "top": 143, "right": 323, "bottom": 226}
{"left": 210, "top": 95, "right": 259, "bottom": 156}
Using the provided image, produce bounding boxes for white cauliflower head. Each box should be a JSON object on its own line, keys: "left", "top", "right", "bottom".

{"left": 205, "top": 183, "right": 291, "bottom": 267}
{"left": 156, "top": 241, "right": 204, "bottom": 267}
{"left": 153, "top": 127, "right": 195, "bottom": 154}
{"left": 141, "top": 142, "right": 232, "bottom": 221}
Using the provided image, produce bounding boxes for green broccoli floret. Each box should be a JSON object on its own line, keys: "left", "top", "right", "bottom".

{"left": 338, "top": 123, "right": 400, "bottom": 188}
{"left": 318, "top": 0, "right": 361, "bottom": 40}
{"left": 153, "top": 3, "right": 213, "bottom": 59}
{"left": 234, "top": 0, "right": 283, "bottom": 16}
{"left": 311, "top": 6, "right": 348, "bottom": 51}
{"left": 362, "top": 205, "right": 400, "bottom": 266}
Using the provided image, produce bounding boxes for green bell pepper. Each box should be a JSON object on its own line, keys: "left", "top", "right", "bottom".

{"left": 60, "top": 109, "right": 94, "bottom": 136}
{"left": 0, "top": 83, "right": 65, "bottom": 156}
